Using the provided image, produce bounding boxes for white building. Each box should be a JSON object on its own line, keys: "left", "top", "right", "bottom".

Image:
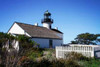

{"left": 56, "top": 44, "right": 100, "bottom": 58}
{"left": 8, "top": 10, "right": 63, "bottom": 48}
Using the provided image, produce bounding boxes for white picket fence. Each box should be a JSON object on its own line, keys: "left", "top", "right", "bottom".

{"left": 56, "top": 44, "right": 100, "bottom": 58}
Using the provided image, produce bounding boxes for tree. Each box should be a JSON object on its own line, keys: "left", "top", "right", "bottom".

{"left": 0, "top": 32, "right": 15, "bottom": 48}
{"left": 0, "top": 32, "right": 39, "bottom": 67}
{"left": 71, "top": 33, "right": 100, "bottom": 45}
{"left": 16, "top": 35, "right": 39, "bottom": 49}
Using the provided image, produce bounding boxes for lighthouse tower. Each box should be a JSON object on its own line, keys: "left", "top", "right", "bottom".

{"left": 42, "top": 10, "right": 53, "bottom": 29}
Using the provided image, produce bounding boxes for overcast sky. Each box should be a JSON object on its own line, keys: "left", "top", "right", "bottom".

{"left": 0, "top": 0, "right": 100, "bottom": 44}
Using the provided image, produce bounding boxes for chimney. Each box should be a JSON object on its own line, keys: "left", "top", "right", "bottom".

{"left": 34, "top": 23, "right": 38, "bottom": 26}
{"left": 55, "top": 27, "right": 58, "bottom": 30}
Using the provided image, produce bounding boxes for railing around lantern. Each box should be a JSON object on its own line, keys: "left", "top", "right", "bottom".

{"left": 41, "top": 19, "right": 53, "bottom": 23}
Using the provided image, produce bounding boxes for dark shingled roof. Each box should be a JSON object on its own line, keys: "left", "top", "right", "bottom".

{"left": 51, "top": 29, "right": 63, "bottom": 34}
{"left": 15, "top": 22, "right": 62, "bottom": 39}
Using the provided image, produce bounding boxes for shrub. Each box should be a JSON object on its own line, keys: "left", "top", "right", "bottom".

{"left": 18, "top": 56, "right": 82, "bottom": 67}
{"left": 65, "top": 59, "right": 81, "bottom": 67}
{"left": 38, "top": 59, "right": 52, "bottom": 67}
{"left": 80, "top": 58, "right": 100, "bottom": 67}
{"left": 65, "top": 52, "right": 88, "bottom": 61}
{"left": 17, "top": 35, "right": 39, "bottom": 49}
{"left": 25, "top": 48, "right": 43, "bottom": 61}
{"left": 19, "top": 57, "right": 35, "bottom": 67}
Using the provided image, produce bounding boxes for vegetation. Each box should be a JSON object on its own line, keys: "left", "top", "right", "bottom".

{"left": 71, "top": 33, "right": 100, "bottom": 45}
{"left": 80, "top": 58, "right": 100, "bottom": 67}
{"left": 0, "top": 32, "right": 15, "bottom": 48}
{"left": 25, "top": 48, "right": 43, "bottom": 61}
{"left": 65, "top": 52, "right": 88, "bottom": 61}
{"left": 0, "top": 32, "right": 100, "bottom": 67}
{"left": 0, "top": 32, "right": 39, "bottom": 67}
{"left": 17, "top": 51, "right": 100, "bottom": 67}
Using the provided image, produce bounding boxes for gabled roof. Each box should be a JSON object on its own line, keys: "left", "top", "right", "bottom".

{"left": 14, "top": 22, "right": 62, "bottom": 39}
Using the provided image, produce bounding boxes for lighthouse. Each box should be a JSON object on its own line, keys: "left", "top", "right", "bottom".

{"left": 42, "top": 10, "right": 53, "bottom": 29}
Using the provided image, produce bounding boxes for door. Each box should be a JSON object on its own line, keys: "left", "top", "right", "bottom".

{"left": 49, "top": 40, "right": 53, "bottom": 48}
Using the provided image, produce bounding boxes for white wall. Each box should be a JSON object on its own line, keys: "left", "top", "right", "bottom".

{"left": 8, "top": 23, "right": 30, "bottom": 37}
{"left": 43, "top": 23, "right": 51, "bottom": 29}
{"left": 53, "top": 39, "right": 63, "bottom": 48}
{"left": 31, "top": 38, "right": 63, "bottom": 48}
{"left": 32, "top": 38, "right": 49, "bottom": 48}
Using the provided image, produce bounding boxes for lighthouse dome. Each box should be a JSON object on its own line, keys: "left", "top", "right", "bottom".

{"left": 44, "top": 10, "right": 51, "bottom": 16}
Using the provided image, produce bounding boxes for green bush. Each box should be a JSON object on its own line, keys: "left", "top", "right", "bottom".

{"left": 20, "top": 57, "right": 35, "bottom": 67}
{"left": 25, "top": 48, "right": 43, "bottom": 60}
{"left": 65, "top": 52, "right": 88, "bottom": 61}
{"left": 80, "top": 58, "right": 100, "bottom": 67}
{"left": 65, "top": 59, "right": 81, "bottom": 67}
{"left": 19, "top": 58, "right": 81, "bottom": 67}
